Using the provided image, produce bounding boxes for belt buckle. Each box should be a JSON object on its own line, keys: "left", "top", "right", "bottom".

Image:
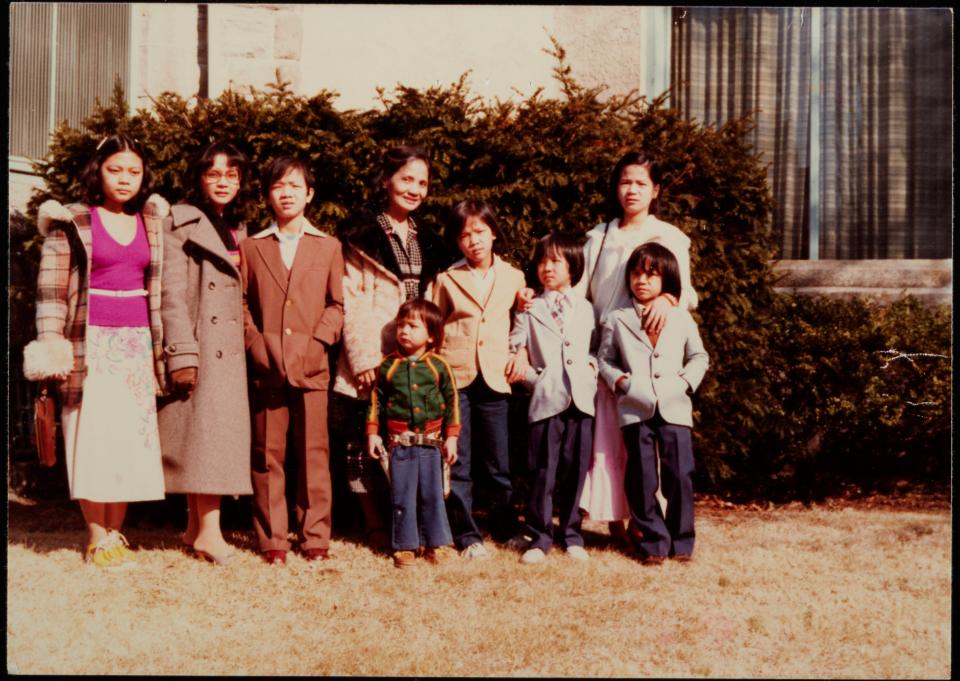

{"left": 398, "top": 431, "right": 415, "bottom": 447}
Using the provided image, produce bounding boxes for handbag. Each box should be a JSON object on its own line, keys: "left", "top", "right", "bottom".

{"left": 33, "top": 381, "right": 58, "bottom": 467}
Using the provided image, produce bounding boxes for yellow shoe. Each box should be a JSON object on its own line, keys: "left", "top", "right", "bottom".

{"left": 425, "top": 546, "right": 456, "bottom": 565}
{"left": 85, "top": 535, "right": 130, "bottom": 570}
{"left": 106, "top": 531, "right": 138, "bottom": 567}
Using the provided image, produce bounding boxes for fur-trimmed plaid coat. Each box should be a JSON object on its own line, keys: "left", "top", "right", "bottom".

{"left": 22, "top": 198, "right": 169, "bottom": 407}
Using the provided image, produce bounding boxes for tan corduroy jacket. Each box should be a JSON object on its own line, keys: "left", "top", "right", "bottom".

{"left": 432, "top": 256, "right": 526, "bottom": 394}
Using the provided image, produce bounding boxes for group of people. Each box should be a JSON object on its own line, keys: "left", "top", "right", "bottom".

{"left": 23, "top": 136, "right": 708, "bottom": 570}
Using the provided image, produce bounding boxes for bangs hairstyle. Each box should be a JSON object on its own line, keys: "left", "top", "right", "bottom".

{"left": 445, "top": 199, "right": 503, "bottom": 255}
{"left": 79, "top": 134, "right": 155, "bottom": 214}
{"left": 371, "top": 145, "right": 431, "bottom": 209}
{"left": 533, "top": 232, "right": 585, "bottom": 287}
{"left": 606, "top": 150, "right": 663, "bottom": 222}
{"left": 397, "top": 299, "right": 444, "bottom": 351}
{"left": 184, "top": 141, "right": 249, "bottom": 224}
{"left": 261, "top": 157, "right": 315, "bottom": 198}
{"left": 624, "top": 242, "right": 682, "bottom": 301}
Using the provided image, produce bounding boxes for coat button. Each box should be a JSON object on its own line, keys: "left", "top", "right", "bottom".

{"left": 564, "top": 340, "right": 571, "bottom": 346}
{"left": 170, "top": 345, "right": 177, "bottom": 352}
{"left": 211, "top": 316, "right": 218, "bottom": 324}
{"left": 412, "top": 384, "right": 418, "bottom": 390}
{"left": 478, "top": 340, "right": 484, "bottom": 347}
{"left": 208, "top": 282, "right": 215, "bottom": 290}
{"left": 566, "top": 359, "right": 573, "bottom": 365}
{"left": 414, "top": 407, "right": 420, "bottom": 413}
{"left": 653, "top": 351, "right": 660, "bottom": 358}
{"left": 284, "top": 328, "right": 292, "bottom": 335}
{"left": 216, "top": 350, "right": 223, "bottom": 358}
{"left": 286, "top": 300, "right": 292, "bottom": 307}
{"left": 654, "top": 372, "right": 661, "bottom": 378}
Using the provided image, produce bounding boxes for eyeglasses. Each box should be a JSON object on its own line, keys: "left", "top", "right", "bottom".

{"left": 203, "top": 170, "right": 241, "bottom": 184}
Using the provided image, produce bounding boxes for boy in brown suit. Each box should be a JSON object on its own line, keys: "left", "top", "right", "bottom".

{"left": 240, "top": 157, "right": 344, "bottom": 565}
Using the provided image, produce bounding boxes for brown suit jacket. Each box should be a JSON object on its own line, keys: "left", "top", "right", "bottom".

{"left": 432, "top": 256, "right": 526, "bottom": 394}
{"left": 240, "top": 222, "right": 344, "bottom": 390}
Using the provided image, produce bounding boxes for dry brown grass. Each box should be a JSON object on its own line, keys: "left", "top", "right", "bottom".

{"left": 6, "top": 493, "right": 951, "bottom": 677}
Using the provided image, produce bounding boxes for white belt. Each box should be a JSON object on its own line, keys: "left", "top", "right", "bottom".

{"left": 89, "top": 288, "right": 148, "bottom": 298}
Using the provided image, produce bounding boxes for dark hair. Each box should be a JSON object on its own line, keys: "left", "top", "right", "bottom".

{"left": 445, "top": 199, "right": 503, "bottom": 255}
{"left": 183, "top": 141, "right": 249, "bottom": 225}
{"left": 606, "top": 150, "right": 663, "bottom": 222}
{"left": 261, "top": 157, "right": 315, "bottom": 199}
{"left": 396, "top": 299, "right": 444, "bottom": 351}
{"left": 532, "top": 232, "right": 585, "bottom": 287}
{"left": 371, "top": 145, "right": 431, "bottom": 209}
{"left": 79, "top": 134, "right": 155, "bottom": 214}
{"left": 624, "top": 242, "right": 682, "bottom": 301}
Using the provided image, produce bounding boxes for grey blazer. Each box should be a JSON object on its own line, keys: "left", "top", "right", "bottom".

{"left": 509, "top": 293, "right": 598, "bottom": 423}
{"left": 597, "top": 305, "right": 709, "bottom": 428}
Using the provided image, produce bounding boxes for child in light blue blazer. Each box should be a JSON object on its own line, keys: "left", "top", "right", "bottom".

{"left": 597, "top": 242, "right": 708, "bottom": 564}
{"left": 508, "top": 233, "right": 597, "bottom": 564}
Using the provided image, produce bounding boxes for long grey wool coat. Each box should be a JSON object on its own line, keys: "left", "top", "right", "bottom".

{"left": 156, "top": 203, "right": 253, "bottom": 495}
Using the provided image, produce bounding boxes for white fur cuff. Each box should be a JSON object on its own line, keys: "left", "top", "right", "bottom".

{"left": 22, "top": 337, "right": 74, "bottom": 381}
{"left": 144, "top": 193, "right": 171, "bottom": 218}
{"left": 37, "top": 200, "right": 73, "bottom": 237}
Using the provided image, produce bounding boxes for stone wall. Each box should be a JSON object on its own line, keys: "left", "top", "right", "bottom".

{"left": 773, "top": 260, "right": 953, "bottom": 306}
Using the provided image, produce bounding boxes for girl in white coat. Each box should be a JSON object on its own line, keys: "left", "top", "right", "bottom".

{"left": 572, "top": 151, "right": 698, "bottom": 547}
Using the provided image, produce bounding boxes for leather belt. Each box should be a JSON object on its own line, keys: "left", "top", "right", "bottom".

{"left": 388, "top": 431, "right": 442, "bottom": 448}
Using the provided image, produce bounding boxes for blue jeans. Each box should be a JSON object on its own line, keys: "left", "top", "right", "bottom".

{"left": 445, "top": 377, "right": 513, "bottom": 548}
{"left": 390, "top": 445, "right": 453, "bottom": 551}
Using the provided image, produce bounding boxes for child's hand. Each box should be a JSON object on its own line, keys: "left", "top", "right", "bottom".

{"left": 614, "top": 375, "right": 629, "bottom": 394}
{"left": 515, "top": 287, "right": 535, "bottom": 313}
{"left": 443, "top": 437, "right": 458, "bottom": 465}
{"left": 368, "top": 434, "right": 387, "bottom": 459}
{"left": 642, "top": 296, "right": 673, "bottom": 334}
{"left": 356, "top": 368, "right": 377, "bottom": 390}
{"left": 505, "top": 347, "right": 531, "bottom": 383}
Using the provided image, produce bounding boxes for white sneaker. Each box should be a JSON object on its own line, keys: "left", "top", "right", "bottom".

{"left": 566, "top": 545, "right": 589, "bottom": 561}
{"left": 461, "top": 542, "right": 491, "bottom": 560}
{"left": 520, "top": 548, "right": 546, "bottom": 564}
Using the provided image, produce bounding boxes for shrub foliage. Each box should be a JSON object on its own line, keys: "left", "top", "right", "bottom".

{"left": 12, "top": 45, "right": 951, "bottom": 499}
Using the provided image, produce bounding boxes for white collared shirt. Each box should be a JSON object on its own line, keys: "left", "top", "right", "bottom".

{"left": 253, "top": 218, "right": 325, "bottom": 269}
{"left": 450, "top": 255, "right": 498, "bottom": 301}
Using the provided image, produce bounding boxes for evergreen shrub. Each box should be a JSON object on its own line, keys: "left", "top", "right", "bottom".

{"left": 11, "top": 47, "right": 951, "bottom": 499}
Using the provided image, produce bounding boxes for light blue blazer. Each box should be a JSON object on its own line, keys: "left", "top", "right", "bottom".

{"left": 509, "top": 292, "right": 598, "bottom": 423}
{"left": 597, "top": 305, "right": 709, "bottom": 428}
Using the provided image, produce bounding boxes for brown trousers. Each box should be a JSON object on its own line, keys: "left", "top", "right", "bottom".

{"left": 251, "top": 385, "right": 331, "bottom": 552}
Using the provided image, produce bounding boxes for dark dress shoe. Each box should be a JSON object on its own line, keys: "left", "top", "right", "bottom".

{"left": 262, "top": 550, "right": 287, "bottom": 565}
{"left": 302, "top": 548, "right": 331, "bottom": 561}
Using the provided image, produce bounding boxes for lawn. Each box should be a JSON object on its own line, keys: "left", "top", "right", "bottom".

{"left": 5, "top": 492, "right": 951, "bottom": 677}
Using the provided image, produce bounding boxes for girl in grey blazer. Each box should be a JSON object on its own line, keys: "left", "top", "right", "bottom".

{"left": 508, "top": 234, "right": 597, "bottom": 564}
{"left": 597, "top": 243, "right": 708, "bottom": 564}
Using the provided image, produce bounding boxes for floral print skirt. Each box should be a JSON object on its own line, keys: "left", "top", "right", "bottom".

{"left": 61, "top": 325, "right": 164, "bottom": 503}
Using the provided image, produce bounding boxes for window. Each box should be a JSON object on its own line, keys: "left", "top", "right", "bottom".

{"left": 672, "top": 7, "right": 952, "bottom": 259}
{"left": 9, "top": 2, "right": 131, "bottom": 161}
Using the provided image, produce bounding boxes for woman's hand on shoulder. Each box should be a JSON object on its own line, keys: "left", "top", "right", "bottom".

{"left": 642, "top": 295, "right": 675, "bottom": 334}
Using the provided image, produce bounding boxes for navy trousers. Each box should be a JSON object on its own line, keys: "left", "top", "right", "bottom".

{"left": 524, "top": 407, "right": 593, "bottom": 552}
{"left": 621, "top": 411, "right": 696, "bottom": 558}
{"left": 445, "top": 377, "right": 513, "bottom": 548}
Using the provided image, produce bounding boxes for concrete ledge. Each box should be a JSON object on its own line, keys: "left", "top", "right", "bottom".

{"left": 773, "top": 260, "right": 953, "bottom": 306}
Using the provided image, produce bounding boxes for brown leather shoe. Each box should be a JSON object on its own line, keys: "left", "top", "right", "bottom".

{"left": 393, "top": 550, "right": 416, "bottom": 568}
{"left": 641, "top": 554, "right": 666, "bottom": 566}
{"left": 262, "top": 550, "right": 287, "bottom": 566}
{"left": 671, "top": 553, "right": 693, "bottom": 563}
{"left": 425, "top": 546, "right": 456, "bottom": 565}
{"left": 302, "top": 548, "right": 331, "bottom": 562}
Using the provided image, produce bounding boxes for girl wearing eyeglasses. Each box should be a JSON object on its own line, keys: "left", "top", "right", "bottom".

{"left": 155, "top": 141, "right": 254, "bottom": 565}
